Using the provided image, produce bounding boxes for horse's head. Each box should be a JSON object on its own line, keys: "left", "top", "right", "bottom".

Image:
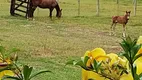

{"left": 125, "top": 11, "right": 131, "bottom": 20}
{"left": 57, "top": 9, "right": 62, "bottom": 18}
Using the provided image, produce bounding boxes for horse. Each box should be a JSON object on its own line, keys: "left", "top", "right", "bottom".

{"left": 28, "top": 0, "right": 62, "bottom": 19}
{"left": 110, "top": 11, "right": 131, "bottom": 37}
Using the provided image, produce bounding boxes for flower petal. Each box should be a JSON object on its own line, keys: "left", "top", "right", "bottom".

{"left": 83, "top": 51, "right": 91, "bottom": 57}
{"left": 91, "top": 48, "right": 106, "bottom": 59}
{"left": 137, "top": 36, "right": 142, "bottom": 45}
{"left": 3, "top": 70, "right": 14, "bottom": 76}
{"left": 137, "top": 47, "right": 142, "bottom": 55}
{"left": 120, "top": 73, "right": 133, "bottom": 80}
{"left": 95, "top": 55, "right": 110, "bottom": 61}
{"left": 82, "top": 69, "right": 105, "bottom": 80}
{"left": 107, "top": 53, "right": 118, "bottom": 66}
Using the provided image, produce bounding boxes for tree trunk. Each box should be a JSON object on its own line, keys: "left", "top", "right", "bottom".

{"left": 96, "top": 0, "right": 100, "bottom": 16}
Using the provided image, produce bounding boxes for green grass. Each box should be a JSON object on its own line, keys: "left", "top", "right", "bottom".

{"left": 0, "top": 0, "right": 142, "bottom": 80}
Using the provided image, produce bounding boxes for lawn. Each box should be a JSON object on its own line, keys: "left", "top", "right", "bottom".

{"left": 0, "top": 0, "right": 142, "bottom": 80}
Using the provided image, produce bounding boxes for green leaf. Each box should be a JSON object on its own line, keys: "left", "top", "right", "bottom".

{"left": 132, "top": 64, "right": 139, "bottom": 80}
{"left": 139, "top": 73, "right": 142, "bottom": 80}
{"left": 131, "top": 45, "right": 141, "bottom": 60}
{"left": 8, "top": 48, "right": 20, "bottom": 54}
{"left": 97, "top": 62, "right": 102, "bottom": 68}
{"left": 76, "top": 57, "right": 90, "bottom": 70}
{"left": 134, "top": 74, "right": 139, "bottom": 80}
{"left": 133, "top": 54, "right": 142, "bottom": 63}
{"left": 0, "top": 46, "right": 5, "bottom": 54}
{"left": 120, "top": 36, "right": 137, "bottom": 53}
{"left": 131, "top": 39, "right": 137, "bottom": 48}
{"left": 83, "top": 56, "right": 90, "bottom": 67}
{"left": 126, "top": 36, "right": 132, "bottom": 44}
{"left": 96, "top": 62, "right": 102, "bottom": 72}
{"left": 0, "top": 66, "right": 10, "bottom": 72}
{"left": 66, "top": 60, "right": 76, "bottom": 65}
{"left": 23, "top": 65, "right": 33, "bottom": 80}
{"left": 133, "top": 64, "right": 137, "bottom": 75}
{"left": 75, "top": 60, "right": 87, "bottom": 70}
{"left": 92, "top": 59, "right": 101, "bottom": 73}
{"left": 120, "top": 42, "right": 129, "bottom": 53}
{"left": 66, "top": 57, "right": 90, "bottom": 70}
{"left": 0, "top": 46, "right": 5, "bottom": 59}
{"left": 29, "top": 70, "right": 51, "bottom": 79}
{"left": 123, "top": 53, "right": 130, "bottom": 62}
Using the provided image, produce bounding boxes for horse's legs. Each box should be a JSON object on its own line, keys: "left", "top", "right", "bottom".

{"left": 31, "top": 7, "right": 37, "bottom": 19}
{"left": 28, "top": 3, "right": 33, "bottom": 19}
{"left": 49, "top": 8, "right": 54, "bottom": 18}
{"left": 113, "top": 23, "right": 117, "bottom": 35}
{"left": 110, "top": 23, "right": 114, "bottom": 35}
{"left": 122, "top": 24, "right": 126, "bottom": 37}
{"left": 28, "top": 2, "right": 37, "bottom": 20}
{"left": 110, "top": 22, "right": 116, "bottom": 36}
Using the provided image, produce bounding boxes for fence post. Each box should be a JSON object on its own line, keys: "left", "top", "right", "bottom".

{"left": 26, "top": 0, "right": 30, "bottom": 18}
{"left": 133, "top": 0, "right": 137, "bottom": 16}
{"left": 96, "top": 0, "right": 100, "bottom": 16}
{"left": 10, "top": 0, "right": 16, "bottom": 16}
{"left": 78, "top": 0, "right": 80, "bottom": 16}
{"left": 116, "top": 0, "right": 119, "bottom": 15}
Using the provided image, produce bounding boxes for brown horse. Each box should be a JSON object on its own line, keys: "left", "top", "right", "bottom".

{"left": 28, "top": 0, "right": 62, "bottom": 19}
{"left": 110, "top": 11, "right": 131, "bottom": 37}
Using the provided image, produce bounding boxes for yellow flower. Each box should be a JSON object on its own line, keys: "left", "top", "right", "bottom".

{"left": 134, "top": 36, "right": 142, "bottom": 75}
{"left": 137, "top": 47, "right": 142, "bottom": 55}
{"left": 137, "top": 36, "right": 142, "bottom": 44}
{"left": 134, "top": 47, "right": 142, "bottom": 75}
{"left": 90, "top": 48, "right": 110, "bottom": 62}
{"left": 0, "top": 55, "right": 14, "bottom": 79}
{"left": 5, "top": 58, "right": 12, "bottom": 64}
{"left": 82, "top": 48, "right": 128, "bottom": 80}
{"left": 82, "top": 69, "right": 106, "bottom": 80}
{"left": 118, "top": 57, "right": 127, "bottom": 67}
{"left": 0, "top": 70, "right": 14, "bottom": 79}
{"left": 120, "top": 73, "right": 133, "bottom": 80}
{"left": 84, "top": 48, "right": 109, "bottom": 67}
{"left": 82, "top": 36, "right": 142, "bottom": 80}
{"left": 90, "top": 48, "right": 106, "bottom": 60}
{"left": 106, "top": 53, "right": 118, "bottom": 66}
{"left": 82, "top": 48, "right": 109, "bottom": 80}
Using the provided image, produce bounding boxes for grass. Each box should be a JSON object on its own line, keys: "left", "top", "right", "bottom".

{"left": 0, "top": 0, "right": 142, "bottom": 80}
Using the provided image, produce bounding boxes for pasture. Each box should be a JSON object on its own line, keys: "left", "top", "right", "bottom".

{"left": 0, "top": 0, "right": 142, "bottom": 80}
